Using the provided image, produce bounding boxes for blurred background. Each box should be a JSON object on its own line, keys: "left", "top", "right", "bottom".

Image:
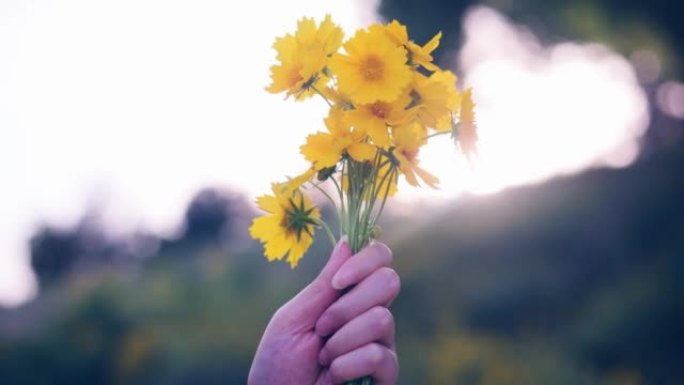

{"left": 1, "top": 0, "right": 683, "bottom": 383}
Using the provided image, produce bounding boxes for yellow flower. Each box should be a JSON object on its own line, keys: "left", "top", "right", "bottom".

{"left": 413, "top": 70, "right": 461, "bottom": 132}
{"left": 285, "top": 167, "right": 316, "bottom": 193}
{"left": 345, "top": 92, "right": 414, "bottom": 149}
{"left": 383, "top": 20, "right": 408, "bottom": 46}
{"left": 267, "top": 15, "right": 343, "bottom": 100}
{"left": 391, "top": 122, "right": 439, "bottom": 188}
{"left": 456, "top": 88, "right": 478, "bottom": 158}
{"left": 301, "top": 106, "right": 376, "bottom": 169}
{"left": 329, "top": 25, "right": 412, "bottom": 105}
{"left": 301, "top": 14, "right": 344, "bottom": 57}
{"left": 383, "top": 20, "right": 442, "bottom": 72}
{"left": 249, "top": 183, "right": 320, "bottom": 268}
{"left": 266, "top": 35, "right": 324, "bottom": 99}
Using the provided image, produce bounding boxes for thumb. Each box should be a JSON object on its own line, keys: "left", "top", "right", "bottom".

{"left": 279, "top": 238, "right": 352, "bottom": 329}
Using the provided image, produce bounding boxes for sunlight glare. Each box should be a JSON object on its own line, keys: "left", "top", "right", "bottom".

{"left": 416, "top": 6, "right": 649, "bottom": 197}
{"left": 0, "top": 0, "right": 380, "bottom": 306}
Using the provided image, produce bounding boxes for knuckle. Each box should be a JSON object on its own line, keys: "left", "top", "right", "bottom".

{"left": 328, "top": 361, "right": 341, "bottom": 382}
{"left": 322, "top": 306, "right": 335, "bottom": 320}
{"left": 324, "top": 337, "right": 341, "bottom": 358}
{"left": 367, "top": 343, "right": 385, "bottom": 367}
{"left": 328, "top": 358, "right": 346, "bottom": 383}
{"left": 321, "top": 306, "right": 345, "bottom": 328}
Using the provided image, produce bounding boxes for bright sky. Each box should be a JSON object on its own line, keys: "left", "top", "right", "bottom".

{"left": 0, "top": 2, "right": 648, "bottom": 307}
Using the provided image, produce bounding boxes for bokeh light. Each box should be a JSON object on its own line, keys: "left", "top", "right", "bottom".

{"left": 418, "top": 6, "right": 649, "bottom": 197}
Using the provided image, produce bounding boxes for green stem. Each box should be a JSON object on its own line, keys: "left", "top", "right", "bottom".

{"left": 311, "top": 85, "right": 333, "bottom": 108}
{"left": 314, "top": 218, "right": 337, "bottom": 248}
{"left": 331, "top": 174, "right": 346, "bottom": 237}
{"left": 423, "top": 130, "right": 450, "bottom": 140}
{"left": 372, "top": 168, "right": 396, "bottom": 227}
{"left": 309, "top": 180, "right": 337, "bottom": 209}
{"left": 345, "top": 376, "right": 373, "bottom": 385}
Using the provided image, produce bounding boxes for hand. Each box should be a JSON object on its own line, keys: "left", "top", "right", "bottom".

{"left": 248, "top": 239, "right": 400, "bottom": 385}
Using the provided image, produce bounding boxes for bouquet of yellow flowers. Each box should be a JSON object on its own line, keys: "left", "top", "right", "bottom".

{"left": 249, "top": 15, "right": 476, "bottom": 385}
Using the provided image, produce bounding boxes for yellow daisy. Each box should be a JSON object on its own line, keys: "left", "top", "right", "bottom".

{"left": 456, "top": 88, "right": 478, "bottom": 158}
{"left": 345, "top": 92, "right": 414, "bottom": 149}
{"left": 390, "top": 122, "right": 439, "bottom": 188}
{"left": 329, "top": 25, "right": 412, "bottom": 104}
{"left": 413, "top": 70, "right": 461, "bottom": 132}
{"left": 301, "top": 106, "right": 376, "bottom": 170}
{"left": 249, "top": 183, "right": 320, "bottom": 268}
{"left": 266, "top": 15, "right": 343, "bottom": 100}
{"left": 299, "top": 14, "right": 344, "bottom": 57}
{"left": 383, "top": 20, "right": 442, "bottom": 72}
{"left": 266, "top": 34, "right": 324, "bottom": 99}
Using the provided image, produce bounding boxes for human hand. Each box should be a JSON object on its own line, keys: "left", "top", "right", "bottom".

{"left": 248, "top": 239, "right": 400, "bottom": 385}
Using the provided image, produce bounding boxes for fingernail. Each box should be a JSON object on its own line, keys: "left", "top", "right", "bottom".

{"left": 331, "top": 236, "right": 347, "bottom": 257}
{"left": 337, "top": 236, "right": 348, "bottom": 249}
{"left": 315, "top": 314, "right": 333, "bottom": 336}
{"left": 331, "top": 271, "right": 348, "bottom": 290}
{"left": 318, "top": 348, "right": 330, "bottom": 366}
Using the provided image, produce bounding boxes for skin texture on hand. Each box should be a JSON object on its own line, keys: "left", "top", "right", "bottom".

{"left": 248, "top": 239, "right": 400, "bottom": 385}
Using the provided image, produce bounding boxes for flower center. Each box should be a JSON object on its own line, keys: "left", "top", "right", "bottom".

{"left": 288, "top": 65, "right": 304, "bottom": 87}
{"left": 402, "top": 149, "right": 418, "bottom": 162}
{"left": 360, "top": 55, "right": 384, "bottom": 81}
{"left": 281, "top": 196, "right": 316, "bottom": 240}
{"left": 369, "top": 101, "right": 389, "bottom": 119}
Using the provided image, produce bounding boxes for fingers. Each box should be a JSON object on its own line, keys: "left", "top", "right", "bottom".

{"left": 316, "top": 266, "right": 400, "bottom": 337}
{"left": 332, "top": 242, "right": 393, "bottom": 290}
{"left": 327, "top": 343, "right": 398, "bottom": 385}
{"left": 319, "top": 306, "right": 395, "bottom": 366}
{"left": 274, "top": 239, "right": 352, "bottom": 331}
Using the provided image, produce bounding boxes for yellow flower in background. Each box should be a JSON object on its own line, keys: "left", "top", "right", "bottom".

{"left": 391, "top": 122, "right": 439, "bottom": 188}
{"left": 301, "top": 106, "right": 376, "bottom": 170}
{"left": 345, "top": 92, "right": 415, "bottom": 149}
{"left": 267, "top": 15, "right": 343, "bottom": 100}
{"left": 329, "top": 25, "right": 412, "bottom": 105}
{"left": 383, "top": 20, "right": 442, "bottom": 72}
{"left": 249, "top": 183, "right": 320, "bottom": 268}
{"left": 413, "top": 70, "right": 461, "bottom": 132}
{"left": 456, "top": 88, "right": 478, "bottom": 158}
